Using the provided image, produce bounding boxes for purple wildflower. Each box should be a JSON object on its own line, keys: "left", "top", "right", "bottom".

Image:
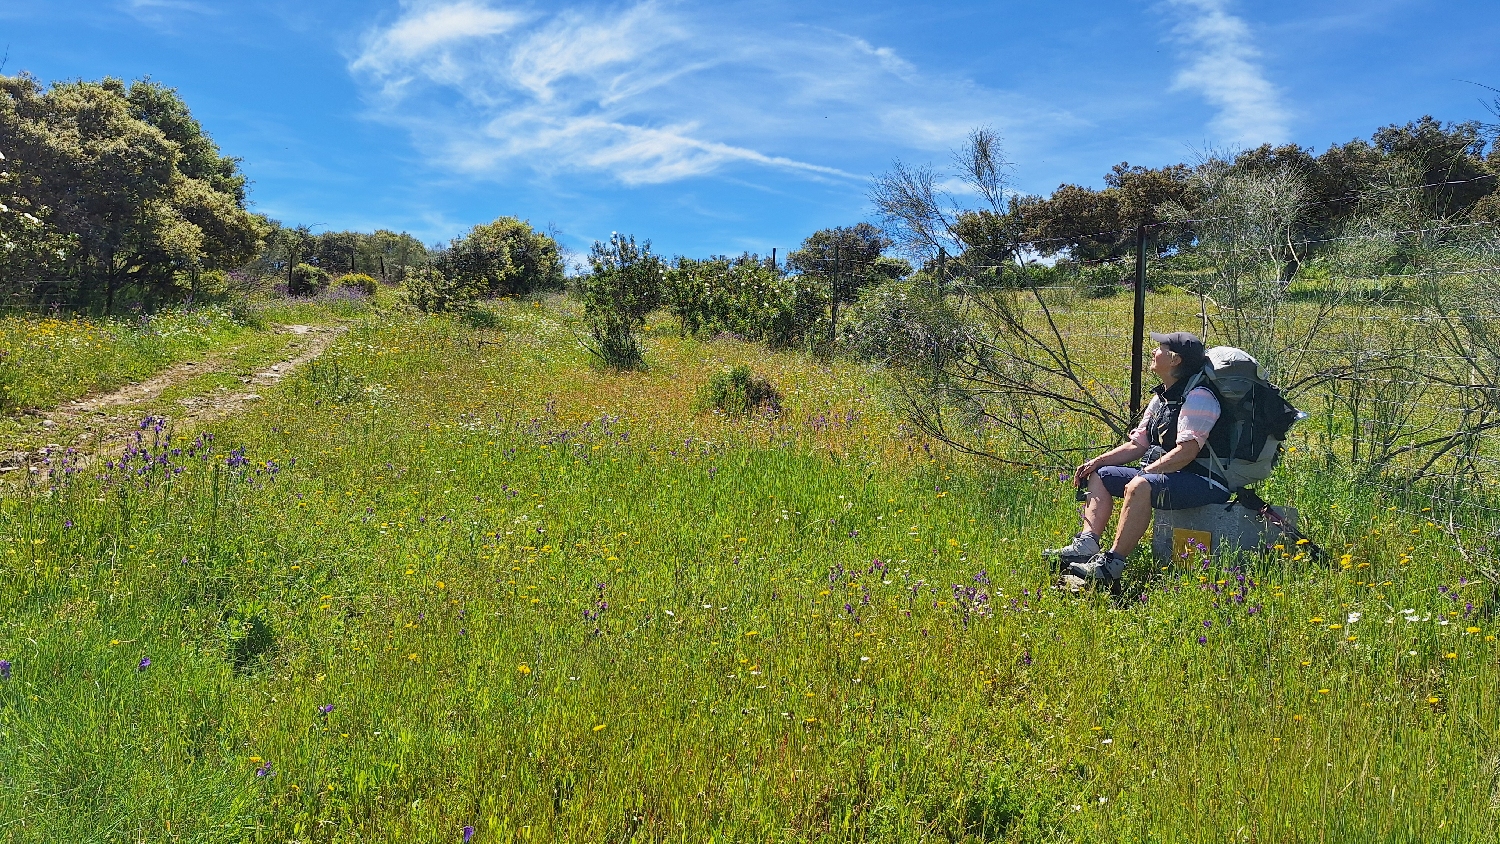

{"left": 1197, "top": 635, "right": 1208, "bottom": 645}
{"left": 138, "top": 657, "right": 151, "bottom": 671}
{"left": 0, "top": 659, "right": 10, "bottom": 680}
{"left": 1020, "top": 650, "right": 1033, "bottom": 666}
{"left": 463, "top": 826, "right": 475, "bottom": 843}
{"left": 255, "top": 761, "right": 273, "bottom": 777}
{"left": 318, "top": 704, "right": 335, "bottom": 716}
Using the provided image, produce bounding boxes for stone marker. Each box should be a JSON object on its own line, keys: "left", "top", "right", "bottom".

{"left": 1151, "top": 501, "right": 1298, "bottom": 564}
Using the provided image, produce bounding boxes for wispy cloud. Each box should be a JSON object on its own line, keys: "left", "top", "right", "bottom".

{"left": 350, "top": 0, "right": 1071, "bottom": 187}
{"left": 121, "top": 0, "right": 214, "bottom": 19}
{"left": 1165, "top": 0, "right": 1289, "bottom": 147}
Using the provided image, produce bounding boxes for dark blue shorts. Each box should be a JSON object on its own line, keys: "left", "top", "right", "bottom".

{"left": 1095, "top": 466, "right": 1230, "bottom": 510}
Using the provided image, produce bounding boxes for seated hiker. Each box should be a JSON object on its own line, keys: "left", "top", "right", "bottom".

{"left": 1047, "top": 331, "right": 1231, "bottom": 586}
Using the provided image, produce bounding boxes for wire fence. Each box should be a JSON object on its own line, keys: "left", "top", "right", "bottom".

{"left": 903, "top": 207, "right": 1500, "bottom": 546}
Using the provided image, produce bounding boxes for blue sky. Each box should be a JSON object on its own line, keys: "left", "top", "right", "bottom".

{"left": 5, "top": 1, "right": 1499, "bottom": 263}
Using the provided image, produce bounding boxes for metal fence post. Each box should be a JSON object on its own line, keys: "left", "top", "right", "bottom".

{"left": 1130, "top": 224, "right": 1147, "bottom": 421}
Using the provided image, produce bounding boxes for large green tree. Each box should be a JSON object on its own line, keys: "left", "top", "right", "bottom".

{"left": 0, "top": 74, "right": 266, "bottom": 311}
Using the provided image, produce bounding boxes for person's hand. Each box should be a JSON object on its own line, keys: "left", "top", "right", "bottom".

{"left": 1073, "top": 458, "right": 1100, "bottom": 485}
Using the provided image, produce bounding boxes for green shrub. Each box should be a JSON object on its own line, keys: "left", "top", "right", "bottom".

{"left": 336, "top": 273, "right": 378, "bottom": 296}
{"left": 843, "top": 279, "right": 962, "bottom": 366}
{"left": 402, "top": 266, "right": 485, "bottom": 313}
{"left": 696, "top": 365, "right": 783, "bottom": 416}
{"left": 580, "top": 234, "right": 663, "bottom": 370}
{"left": 290, "top": 263, "right": 331, "bottom": 294}
{"left": 438, "top": 217, "right": 565, "bottom": 297}
{"left": 663, "top": 255, "right": 828, "bottom": 350}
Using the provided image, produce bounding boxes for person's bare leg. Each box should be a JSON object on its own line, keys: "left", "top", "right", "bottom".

{"left": 1110, "top": 476, "right": 1154, "bottom": 556}
{"left": 1081, "top": 472, "right": 1113, "bottom": 537}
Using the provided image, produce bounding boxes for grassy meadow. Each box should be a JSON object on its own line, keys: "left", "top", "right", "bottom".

{"left": 1, "top": 294, "right": 1496, "bottom": 842}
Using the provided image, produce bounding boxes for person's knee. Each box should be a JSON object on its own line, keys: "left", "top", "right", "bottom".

{"left": 1124, "top": 476, "right": 1152, "bottom": 498}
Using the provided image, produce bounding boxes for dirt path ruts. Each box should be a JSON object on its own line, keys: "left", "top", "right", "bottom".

{"left": 1, "top": 323, "right": 346, "bottom": 475}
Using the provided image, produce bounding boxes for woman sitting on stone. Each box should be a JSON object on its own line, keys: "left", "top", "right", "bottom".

{"left": 1047, "top": 331, "right": 1229, "bottom": 589}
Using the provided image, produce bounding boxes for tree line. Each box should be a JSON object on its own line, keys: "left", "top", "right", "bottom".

{"left": 4, "top": 71, "right": 1496, "bottom": 323}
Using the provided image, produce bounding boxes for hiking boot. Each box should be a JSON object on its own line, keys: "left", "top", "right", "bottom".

{"left": 1043, "top": 532, "right": 1100, "bottom": 570}
{"left": 1066, "top": 551, "right": 1127, "bottom": 583}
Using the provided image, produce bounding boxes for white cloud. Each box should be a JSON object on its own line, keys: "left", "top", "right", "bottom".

{"left": 355, "top": 1, "right": 526, "bottom": 71}
{"left": 1165, "top": 0, "right": 1290, "bottom": 146}
{"left": 349, "top": 1, "right": 1071, "bottom": 187}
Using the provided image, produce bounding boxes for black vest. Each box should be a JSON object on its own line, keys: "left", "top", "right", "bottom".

{"left": 1145, "top": 377, "right": 1227, "bottom": 484}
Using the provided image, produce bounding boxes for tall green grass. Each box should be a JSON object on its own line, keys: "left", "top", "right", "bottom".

{"left": 0, "top": 299, "right": 1494, "bottom": 842}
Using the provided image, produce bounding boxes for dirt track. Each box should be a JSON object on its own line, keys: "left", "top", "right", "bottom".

{"left": 1, "top": 323, "right": 345, "bottom": 476}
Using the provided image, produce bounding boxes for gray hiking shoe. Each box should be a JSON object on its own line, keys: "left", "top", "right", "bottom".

{"left": 1066, "top": 551, "right": 1126, "bottom": 583}
{"left": 1044, "top": 532, "right": 1100, "bottom": 567}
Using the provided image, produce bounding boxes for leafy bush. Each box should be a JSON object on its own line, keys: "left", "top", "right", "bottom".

{"left": 579, "top": 234, "right": 663, "bottom": 369}
{"left": 335, "top": 273, "right": 378, "bottom": 296}
{"left": 843, "top": 279, "right": 963, "bottom": 366}
{"left": 402, "top": 266, "right": 485, "bottom": 313}
{"left": 290, "top": 263, "right": 331, "bottom": 294}
{"left": 696, "top": 365, "right": 782, "bottom": 415}
{"left": 436, "top": 217, "right": 564, "bottom": 298}
{"left": 663, "top": 255, "right": 828, "bottom": 349}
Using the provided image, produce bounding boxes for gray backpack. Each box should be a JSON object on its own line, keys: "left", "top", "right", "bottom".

{"left": 1185, "top": 347, "right": 1302, "bottom": 491}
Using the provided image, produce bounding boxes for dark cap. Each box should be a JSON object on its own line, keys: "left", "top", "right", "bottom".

{"left": 1149, "top": 331, "right": 1206, "bottom": 362}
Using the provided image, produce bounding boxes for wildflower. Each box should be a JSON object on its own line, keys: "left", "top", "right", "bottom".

{"left": 592, "top": 724, "right": 605, "bottom": 732}
{"left": 516, "top": 664, "right": 531, "bottom": 674}
{"left": 138, "top": 657, "right": 151, "bottom": 671}
{"left": 256, "top": 761, "right": 273, "bottom": 777}
{"left": 1197, "top": 636, "right": 1207, "bottom": 645}
{"left": 463, "top": 827, "right": 475, "bottom": 843}
{"left": 1444, "top": 652, "right": 1457, "bottom": 659}
{"left": 0, "top": 659, "right": 10, "bottom": 680}
{"left": 319, "top": 704, "right": 335, "bottom": 716}
{"left": 1317, "top": 689, "right": 1330, "bottom": 695}
{"left": 1466, "top": 627, "right": 1481, "bottom": 635}
{"left": 1020, "top": 650, "right": 1032, "bottom": 666}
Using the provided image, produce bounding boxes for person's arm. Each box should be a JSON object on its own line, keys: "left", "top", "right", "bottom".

{"left": 1074, "top": 440, "right": 1150, "bottom": 484}
{"left": 1074, "top": 397, "right": 1159, "bottom": 483}
{"left": 1141, "top": 438, "right": 1201, "bottom": 473}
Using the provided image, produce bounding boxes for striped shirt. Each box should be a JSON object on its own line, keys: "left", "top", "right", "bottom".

{"left": 1128, "top": 386, "right": 1221, "bottom": 449}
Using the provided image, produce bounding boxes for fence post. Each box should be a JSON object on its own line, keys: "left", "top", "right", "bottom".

{"left": 1130, "top": 224, "right": 1147, "bottom": 421}
{"left": 770, "top": 248, "right": 776, "bottom": 272}
{"left": 830, "top": 243, "right": 840, "bottom": 345}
